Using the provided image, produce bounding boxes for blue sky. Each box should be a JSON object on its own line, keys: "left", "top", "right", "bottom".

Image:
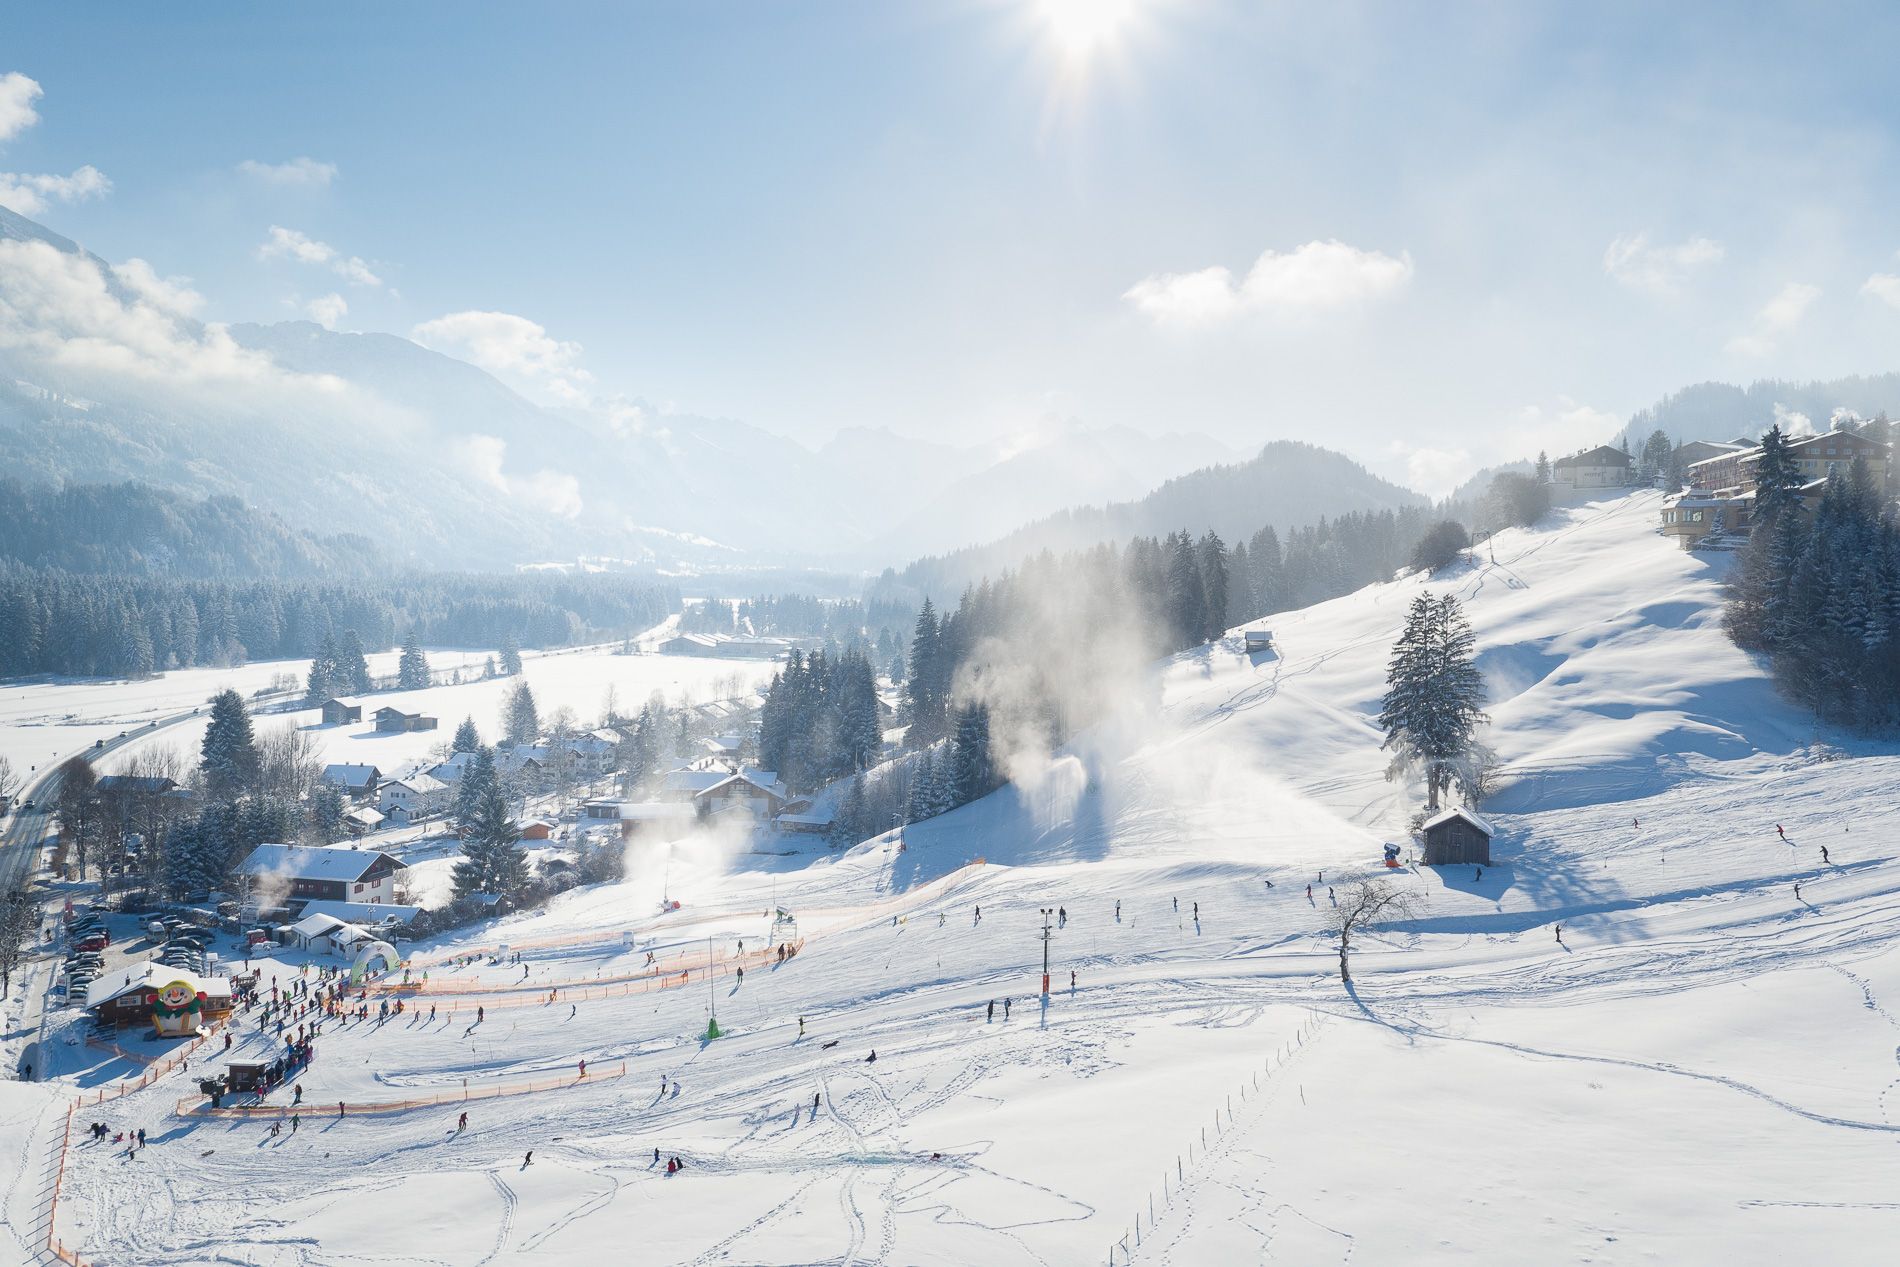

{"left": 5, "top": 1, "right": 1900, "bottom": 492}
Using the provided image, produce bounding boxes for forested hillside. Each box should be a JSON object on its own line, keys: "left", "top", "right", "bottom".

{"left": 0, "top": 478, "right": 377, "bottom": 578}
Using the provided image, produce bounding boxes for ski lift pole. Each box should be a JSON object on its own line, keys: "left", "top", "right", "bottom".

{"left": 1040, "top": 908, "right": 1053, "bottom": 996}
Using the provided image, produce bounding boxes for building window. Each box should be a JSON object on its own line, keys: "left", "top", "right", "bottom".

{"left": 354, "top": 882, "right": 365, "bottom": 893}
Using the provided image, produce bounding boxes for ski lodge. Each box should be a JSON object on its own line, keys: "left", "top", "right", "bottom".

{"left": 86, "top": 962, "right": 233, "bottom": 1029}
{"left": 236, "top": 843, "right": 407, "bottom": 911}
{"left": 1421, "top": 806, "right": 1493, "bottom": 866}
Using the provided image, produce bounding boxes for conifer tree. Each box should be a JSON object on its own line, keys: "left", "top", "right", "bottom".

{"left": 338, "top": 628, "right": 373, "bottom": 693}
{"left": 451, "top": 716, "right": 481, "bottom": 754}
{"left": 1378, "top": 594, "right": 1488, "bottom": 810}
{"left": 454, "top": 745, "right": 499, "bottom": 838}
{"left": 306, "top": 632, "right": 339, "bottom": 704}
{"left": 397, "top": 629, "right": 430, "bottom": 690}
{"left": 452, "top": 777, "right": 530, "bottom": 897}
{"left": 200, "top": 688, "right": 260, "bottom": 802}
{"left": 502, "top": 680, "right": 539, "bottom": 746}
{"left": 499, "top": 633, "right": 524, "bottom": 676}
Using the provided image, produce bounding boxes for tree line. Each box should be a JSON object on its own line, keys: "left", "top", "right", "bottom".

{"left": 0, "top": 564, "right": 678, "bottom": 680}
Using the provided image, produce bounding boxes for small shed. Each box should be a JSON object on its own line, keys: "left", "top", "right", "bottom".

{"left": 321, "top": 698, "right": 363, "bottom": 725}
{"left": 1243, "top": 627, "right": 1274, "bottom": 653}
{"left": 1421, "top": 806, "right": 1493, "bottom": 866}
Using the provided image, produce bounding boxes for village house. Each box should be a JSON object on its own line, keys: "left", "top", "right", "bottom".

{"left": 616, "top": 801, "right": 701, "bottom": 841}
{"left": 657, "top": 633, "right": 795, "bottom": 660}
{"left": 427, "top": 751, "right": 480, "bottom": 784}
{"left": 298, "top": 898, "right": 424, "bottom": 931}
{"left": 374, "top": 706, "right": 439, "bottom": 734}
{"left": 320, "top": 698, "right": 363, "bottom": 725}
{"left": 86, "top": 962, "right": 233, "bottom": 1029}
{"left": 1550, "top": 445, "right": 1634, "bottom": 493}
{"left": 695, "top": 768, "right": 790, "bottom": 819}
{"left": 377, "top": 771, "right": 449, "bottom": 823}
{"left": 660, "top": 758, "right": 737, "bottom": 800}
{"left": 1421, "top": 806, "right": 1493, "bottom": 866}
{"left": 341, "top": 805, "right": 385, "bottom": 837}
{"left": 236, "top": 842, "right": 408, "bottom": 911}
{"left": 319, "top": 763, "right": 382, "bottom": 802}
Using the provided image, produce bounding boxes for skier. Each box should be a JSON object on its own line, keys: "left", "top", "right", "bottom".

{"left": 293, "top": 1083, "right": 303, "bottom": 1105}
{"left": 798, "top": 1017, "right": 805, "bottom": 1037}
{"left": 1474, "top": 866, "right": 1482, "bottom": 882}
{"left": 524, "top": 1151, "right": 533, "bottom": 1166}
{"left": 338, "top": 1101, "right": 346, "bottom": 1118}
{"left": 1306, "top": 885, "right": 1312, "bottom": 900}
{"left": 1115, "top": 900, "right": 1121, "bottom": 920}
{"left": 812, "top": 1092, "right": 820, "bottom": 1112}
{"left": 1794, "top": 880, "right": 1802, "bottom": 901}
{"left": 138, "top": 1128, "right": 146, "bottom": 1147}
{"left": 1004, "top": 998, "right": 1012, "bottom": 1019}
{"left": 1069, "top": 970, "right": 1076, "bottom": 991}
{"left": 578, "top": 1059, "right": 587, "bottom": 1078}
{"left": 1822, "top": 845, "right": 1831, "bottom": 864}
{"left": 291, "top": 1113, "right": 300, "bottom": 1133}
{"left": 1193, "top": 902, "right": 1199, "bottom": 920}
{"left": 974, "top": 906, "right": 981, "bottom": 925}
{"left": 987, "top": 999, "right": 995, "bottom": 1022}
{"left": 1777, "top": 824, "right": 1786, "bottom": 840}
{"left": 866, "top": 1050, "right": 877, "bottom": 1063}
{"left": 458, "top": 1111, "right": 468, "bottom": 1131}
{"left": 1555, "top": 924, "right": 1563, "bottom": 944}
{"left": 736, "top": 966, "right": 743, "bottom": 984}
{"left": 477, "top": 1006, "right": 485, "bottom": 1024}
{"left": 654, "top": 1147, "right": 661, "bottom": 1164}
{"left": 1058, "top": 907, "right": 1066, "bottom": 927}
{"left": 1172, "top": 897, "right": 1177, "bottom": 912}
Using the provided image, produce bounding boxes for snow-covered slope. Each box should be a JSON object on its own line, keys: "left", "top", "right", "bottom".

{"left": 30, "top": 492, "right": 1900, "bottom": 1265}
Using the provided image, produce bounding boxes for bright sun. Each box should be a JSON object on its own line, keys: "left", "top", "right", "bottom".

{"left": 1037, "top": 0, "right": 1142, "bottom": 64}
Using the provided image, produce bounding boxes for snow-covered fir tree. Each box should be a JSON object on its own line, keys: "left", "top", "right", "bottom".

{"left": 1379, "top": 593, "right": 1488, "bottom": 810}
{"left": 397, "top": 629, "right": 430, "bottom": 690}
{"left": 452, "top": 777, "right": 530, "bottom": 898}
{"left": 199, "top": 689, "right": 260, "bottom": 803}
{"left": 451, "top": 716, "right": 482, "bottom": 754}
{"left": 502, "top": 680, "right": 539, "bottom": 746}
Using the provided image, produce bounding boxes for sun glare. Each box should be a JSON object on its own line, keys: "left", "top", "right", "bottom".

{"left": 1037, "top": 0, "right": 1141, "bottom": 65}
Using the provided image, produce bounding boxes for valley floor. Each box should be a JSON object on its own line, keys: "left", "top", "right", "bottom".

{"left": 7, "top": 493, "right": 1900, "bottom": 1265}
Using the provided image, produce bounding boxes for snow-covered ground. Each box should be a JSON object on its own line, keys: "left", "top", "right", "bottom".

{"left": 14, "top": 493, "right": 1900, "bottom": 1265}
{"left": 89, "top": 641, "right": 773, "bottom": 782}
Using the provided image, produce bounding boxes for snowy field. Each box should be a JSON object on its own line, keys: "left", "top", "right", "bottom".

{"left": 86, "top": 641, "right": 773, "bottom": 783}
{"left": 12, "top": 492, "right": 1900, "bottom": 1265}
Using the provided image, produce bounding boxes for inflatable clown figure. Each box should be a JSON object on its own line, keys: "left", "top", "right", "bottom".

{"left": 152, "top": 978, "right": 207, "bottom": 1037}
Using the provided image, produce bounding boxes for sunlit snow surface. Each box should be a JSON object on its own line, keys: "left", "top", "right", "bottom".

{"left": 7, "top": 492, "right": 1900, "bottom": 1266}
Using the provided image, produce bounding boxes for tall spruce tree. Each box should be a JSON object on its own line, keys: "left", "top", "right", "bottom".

{"left": 452, "top": 777, "right": 530, "bottom": 897}
{"left": 502, "top": 680, "right": 540, "bottom": 746}
{"left": 1378, "top": 594, "right": 1488, "bottom": 810}
{"left": 200, "top": 689, "right": 260, "bottom": 802}
{"left": 397, "top": 630, "right": 430, "bottom": 690}
{"left": 906, "top": 600, "right": 946, "bottom": 747}
{"left": 453, "top": 744, "right": 499, "bottom": 838}
{"left": 499, "top": 633, "right": 524, "bottom": 676}
{"left": 451, "top": 716, "right": 482, "bottom": 754}
{"left": 338, "top": 628, "right": 373, "bottom": 693}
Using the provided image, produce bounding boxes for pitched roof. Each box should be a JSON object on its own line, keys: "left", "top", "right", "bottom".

{"left": 236, "top": 842, "right": 401, "bottom": 883}
{"left": 86, "top": 961, "right": 230, "bottom": 1011}
{"left": 1553, "top": 445, "right": 1632, "bottom": 468}
{"left": 384, "top": 772, "right": 446, "bottom": 795}
{"left": 321, "top": 763, "right": 381, "bottom": 788}
{"left": 298, "top": 899, "right": 423, "bottom": 926}
{"left": 1421, "top": 805, "right": 1494, "bottom": 836}
{"left": 96, "top": 775, "right": 179, "bottom": 794}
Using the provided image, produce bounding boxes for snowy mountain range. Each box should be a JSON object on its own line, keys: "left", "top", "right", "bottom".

{"left": 0, "top": 205, "right": 1240, "bottom": 574}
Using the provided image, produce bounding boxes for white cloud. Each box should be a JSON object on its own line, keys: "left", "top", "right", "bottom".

{"left": 0, "top": 237, "right": 344, "bottom": 394}
{"left": 1860, "top": 272, "right": 1900, "bottom": 310}
{"left": 456, "top": 434, "right": 583, "bottom": 518}
{"left": 1725, "top": 281, "right": 1820, "bottom": 358}
{"left": 238, "top": 157, "right": 338, "bottom": 187}
{"left": 0, "top": 72, "right": 41, "bottom": 144}
{"left": 1602, "top": 232, "right": 1724, "bottom": 296}
{"left": 110, "top": 258, "right": 205, "bottom": 316}
{"left": 411, "top": 309, "right": 594, "bottom": 400}
{"left": 257, "top": 225, "right": 383, "bottom": 288}
{"left": 1124, "top": 239, "right": 1413, "bottom": 325}
{"left": 304, "top": 292, "right": 348, "bottom": 329}
{"left": 0, "top": 165, "right": 111, "bottom": 217}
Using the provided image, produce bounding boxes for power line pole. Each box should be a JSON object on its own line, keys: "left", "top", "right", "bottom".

{"left": 1040, "top": 907, "right": 1054, "bottom": 997}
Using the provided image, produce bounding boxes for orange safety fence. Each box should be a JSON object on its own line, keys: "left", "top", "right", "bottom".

{"left": 175, "top": 1059, "right": 629, "bottom": 1119}
{"left": 366, "top": 937, "right": 806, "bottom": 1008}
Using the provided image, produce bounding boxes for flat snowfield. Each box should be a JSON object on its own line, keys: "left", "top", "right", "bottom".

{"left": 13, "top": 493, "right": 1900, "bottom": 1266}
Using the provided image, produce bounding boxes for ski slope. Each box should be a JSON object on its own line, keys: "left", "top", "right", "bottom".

{"left": 19, "top": 492, "right": 1900, "bottom": 1266}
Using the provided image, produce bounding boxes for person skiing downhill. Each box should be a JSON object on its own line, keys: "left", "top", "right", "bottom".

{"left": 458, "top": 1111, "right": 468, "bottom": 1131}
{"left": 1555, "top": 924, "right": 1564, "bottom": 944}
{"left": 1777, "top": 824, "right": 1786, "bottom": 840}
{"left": 1822, "top": 845, "right": 1831, "bottom": 864}
{"left": 1004, "top": 998, "right": 1012, "bottom": 1019}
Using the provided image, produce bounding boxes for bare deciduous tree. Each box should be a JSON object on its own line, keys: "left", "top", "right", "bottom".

{"left": 0, "top": 756, "right": 20, "bottom": 810}
{"left": 257, "top": 723, "right": 322, "bottom": 804}
{"left": 1325, "top": 876, "right": 1423, "bottom": 983}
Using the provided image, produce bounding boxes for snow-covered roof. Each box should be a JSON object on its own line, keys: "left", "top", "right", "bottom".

{"left": 384, "top": 772, "right": 446, "bottom": 795}
{"left": 620, "top": 802, "right": 700, "bottom": 821}
{"left": 321, "top": 763, "right": 380, "bottom": 789}
{"left": 289, "top": 912, "right": 349, "bottom": 938}
{"left": 1420, "top": 806, "right": 1494, "bottom": 836}
{"left": 299, "top": 900, "right": 423, "bottom": 926}
{"left": 86, "top": 961, "right": 230, "bottom": 1011}
{"left": 695, "top": 768, "right": 787, "bottom": 801}
{"left": 776, "top": 811, "right": 834, "bottom": 827}
{"left": 236, "top": 843, "right": 401, "bottom": 883}
{"left": 662, "top": 768, "right": 730, "bottom": 795}
{"left": 342, "top": 806, "right": 385, "bottom": 827}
